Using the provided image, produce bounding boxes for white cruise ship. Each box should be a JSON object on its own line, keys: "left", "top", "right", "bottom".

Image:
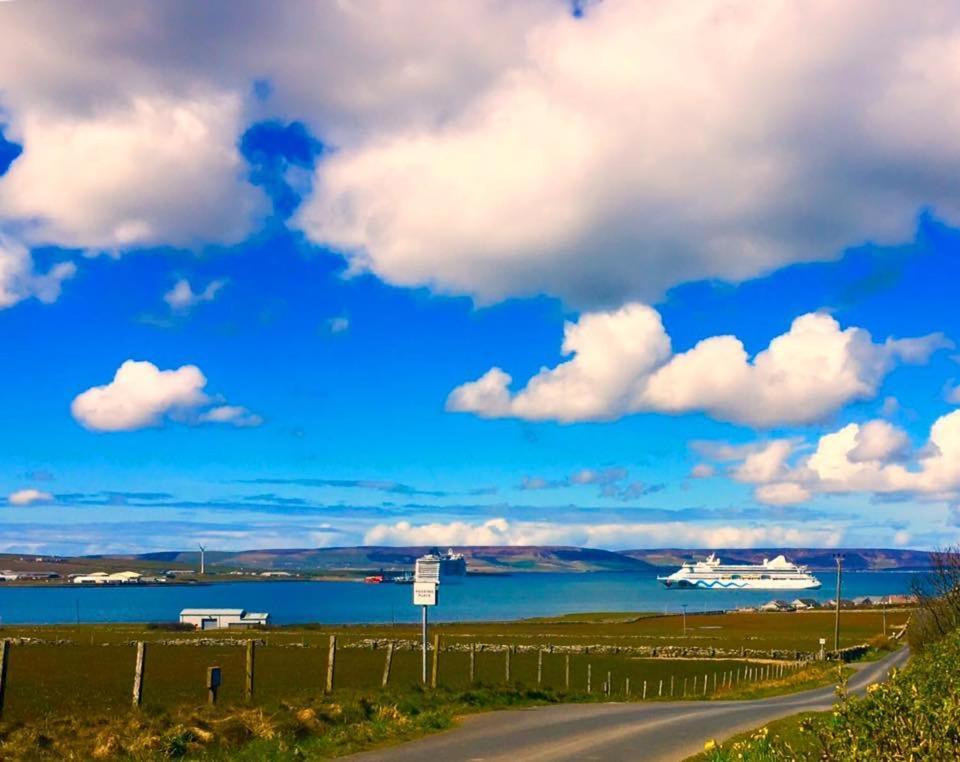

{"left": 414, "top": 548, "right": 467, "bottom": 584}
{"left": 657, "top": 553, "right": 821, "bottom": 590}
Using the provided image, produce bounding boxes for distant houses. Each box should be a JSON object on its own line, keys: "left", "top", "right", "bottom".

{"left": 791, "top": 598, "right": 820, "bottom": 610}
{"left": 826, "top": 598, "right": 856, "bottom": 609}
{"left": 179, "top": 608, "right": 270, "bottom": 630}
{"left": 759, "top": 599, "right": 793, "bottom": 612}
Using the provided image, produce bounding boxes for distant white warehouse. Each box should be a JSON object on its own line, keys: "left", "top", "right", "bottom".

{"left": 179, "top": 608, "right": 270, "bottom": 630}
{"left": 72, "top": 571, "right": 142, "bottom": 584}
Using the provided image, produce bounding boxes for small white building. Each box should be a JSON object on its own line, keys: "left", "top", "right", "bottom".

{"left": 179, "top": 608, "right": 270, "bottom": 630}
{"left": 792, "top": 598, "right": 820, "bottom": 610}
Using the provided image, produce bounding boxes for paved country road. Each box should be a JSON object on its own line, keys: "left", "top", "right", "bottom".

{"left": 346, "top": 647, "right": 909, "bottom": 762}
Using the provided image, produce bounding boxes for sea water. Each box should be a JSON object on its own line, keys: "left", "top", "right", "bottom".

{"left": 0, "top": 570, "right": 919, "bottom": 625}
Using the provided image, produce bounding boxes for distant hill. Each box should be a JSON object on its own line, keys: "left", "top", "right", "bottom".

{"left": 125, "top": 545, "right": 658, "bottom": 574}
{"left": 619, "top": 548, "right": 934, "bottom": 571}
{"left": 2, "top": 545, "right": 932, "bottom": 577}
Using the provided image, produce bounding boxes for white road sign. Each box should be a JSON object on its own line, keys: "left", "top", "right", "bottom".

{"left": 413, "top": 581, "right": 438, "bottom": 606}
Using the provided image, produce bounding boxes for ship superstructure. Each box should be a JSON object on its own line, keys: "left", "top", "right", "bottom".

{"left": 657, "top": 553, "right": 821, "bottom": 590}
{"left": 414, "top": 548, "right": 467, "bottom": 584}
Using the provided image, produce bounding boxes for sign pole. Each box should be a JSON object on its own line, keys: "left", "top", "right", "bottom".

{"left": 421, "top": 604, "right": 428, "bottom": 685}
{"left": 413, "top": 578, "right": 438, "bottom": 686}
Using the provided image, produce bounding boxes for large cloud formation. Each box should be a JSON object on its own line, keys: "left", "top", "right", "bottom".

{"left": 447, "top": 305, "right": 947, "bottom": 426}
{"left": 300, "top": 1, "right": 960, "bottom": 305}
{"left": 363, "top": 517, "right": 842, "bottom": 549}
{"left": 704, "top": 411, "right": 960, "bottom": 505}
{"left": 2, "top": 2, "right": 960, "bottom": 305}
{"left": 71, "top": 360, "right": 262, "bottom": 432}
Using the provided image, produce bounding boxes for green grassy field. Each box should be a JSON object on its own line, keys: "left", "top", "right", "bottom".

{"left": 0, "top": 639, "right": 772, "bottom": 721}
{"left": 0, "top": 610, "right": 899, "bottom": 759}
{"left": 0, "top": 609, "right": 902, "bottom": 722}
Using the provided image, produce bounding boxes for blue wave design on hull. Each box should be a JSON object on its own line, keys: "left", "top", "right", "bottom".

{"left": 691, "top": 580, "right": 747, "bottom": 589}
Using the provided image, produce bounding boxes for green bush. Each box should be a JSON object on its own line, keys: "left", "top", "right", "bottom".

{"left": 709, "top": 630, "right": 960, "bottom": 760}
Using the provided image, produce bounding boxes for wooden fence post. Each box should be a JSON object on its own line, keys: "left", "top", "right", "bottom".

{"left": 684, "top": 677, "right": 689, "bottom": 696}
{"left": 505, "top": 648, "right": 511, "bottom": 683}
{"left": 325, "top": 635, "right": 337, "bottom": 694}
{"left": 382, "top": 642, "right": 394, "bottom": 688}
{"left": 658, "top": 679, "right": 662, "bottom": 697}
{"left": 0, "top": 640, "right": 9, "bottom": 717}
{"left": 625, "top": 677, "right": 630, "bottom": 696}
{"left": 606, "top": 671, "right": 611, "bottom": 696}
{"left": 670, "top": 675, "right": 674, "bottom": 696}
{"left": 245, "top": 640, "right": 256, "bottom": 702}
{"left": 431, "top": 634, "right": 440, "bottom": 689}
{"left": 132, "top": 641, "right": 146, "bottom": 708}
{"left": 469, "top": 644, "right": 476, "bottom": 684}
{"left": 587, "top": 664, "right": 592, "bottom": 693}
{"left": 565, "top": 654, "right": 570, "bottom": 690}
{"left": 642, "top": 679, "right": 647, "bottom": 699}
{"left": 537, "top": 650, "right": 543, "bottom": 685}
{"left": 703, "top": 674, "right": 708, "bottom": 696}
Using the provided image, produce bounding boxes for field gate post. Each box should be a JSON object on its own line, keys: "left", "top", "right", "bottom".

{"left": 537, "top": 649, "right": 543, "bottom": 685}
{"left": 586, "top": 663, "right": 592, "bottom": 693}
{"left": 564, "top": 654, "right": 570, "bottom": 690}
{"left": 325, "top": 635, "right": 337, "bottom": 694}
{"left": 430, "top": 634, "right": 440, "bottom": 689}
{"left": 245, "top": 640, "right": 255, "bottom": 702}
{"left": 206, "top": 666, "right": 221, "bottom": 705}
{"left": 0, "top": 640, "right": 10, "bottom": 717}
{"left": 132, "top": 641, "right": 146, "bottom": 708}
{"left": 625, "top": 677, "right": 630, "bottom": 696}
{"left": 606, "top": 671, "right": 611, "bottom": 696}
{"left": 382, "top": 642, "right": 394, "bottom": 688}
{"left": 505, "top": 647, "right": 511, "bottom": 683}
{"left": 703, "top": 673, "right": 708, "bottom": 696}
{"left": 469, "top": 644, "right": 476, "bottom": 684}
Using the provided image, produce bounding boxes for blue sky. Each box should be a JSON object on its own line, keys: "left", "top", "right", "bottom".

{"left": 2, "top": 1, "right": 960, "bottom": 554}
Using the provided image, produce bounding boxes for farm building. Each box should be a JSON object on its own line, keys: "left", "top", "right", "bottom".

{"left": 179, "top": 608, "right": 270, "bottom": 630}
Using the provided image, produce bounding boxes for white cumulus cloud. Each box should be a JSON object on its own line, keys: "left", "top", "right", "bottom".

{"left": 164, "top": 278, "right": 226, "bottom": 312}
{"left": 0, "top": 95, "right": 265, "bottom": 251}
{"left": 7, "top": 488, "right": 53, "bottom": 506}
{"left": 300, "top": 1, "right": 960, "bottom": 306}
{"left": 70, "top": 360, "right": 261, "bottom": 432}
{"left": 363, "top": 517, "right": 843, "bottom": 549}
{"left": 0, "top": 233, "right": 75, "bottom": 309}
{"left": 706, "top": 409, "right": 960, "bottom": 505}
{"left": 448, "top": 305, "right": 947, "bottom": 427}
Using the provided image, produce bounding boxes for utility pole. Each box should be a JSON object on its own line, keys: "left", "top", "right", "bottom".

{"left": 833, "top": 553, "right": 844, "bottom": 651}
{"left": 199, "top": 544, "right": 206, "bottom": 575}
{"left": 681, "top": 604, "right": 688, "bottom": 637}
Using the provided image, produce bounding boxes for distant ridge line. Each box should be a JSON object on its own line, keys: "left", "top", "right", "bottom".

{"left": 78, "top": 545, "right": 933, "bottom": 574}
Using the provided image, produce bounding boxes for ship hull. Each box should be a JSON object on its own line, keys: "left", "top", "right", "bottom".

{"left": 658, "top": 576, "right": 821, "bottom": 590}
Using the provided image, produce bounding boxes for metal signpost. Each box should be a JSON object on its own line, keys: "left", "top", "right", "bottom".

{"left": 413, "top": 581, "right": 438, "bottom": 684}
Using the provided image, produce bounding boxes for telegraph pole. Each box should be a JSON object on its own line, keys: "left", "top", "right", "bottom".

{"left": 833, "top": 553, "right": 844, "bottom": 651}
